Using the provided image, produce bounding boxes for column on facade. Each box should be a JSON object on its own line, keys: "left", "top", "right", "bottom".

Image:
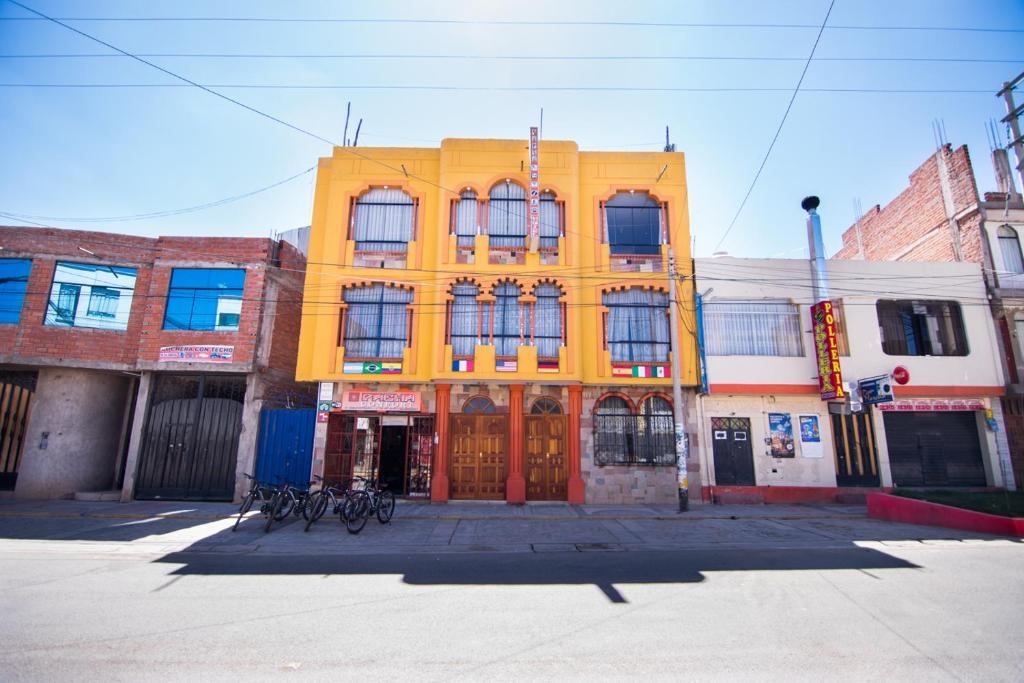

{"left": 567, "top": 385, "right": 585, "bottom": 504}
{"left": 431, "top": 384, "right": 452, "bottom": 502}
{"left": 506, "top": 384, "right": 526, "bottom": 503}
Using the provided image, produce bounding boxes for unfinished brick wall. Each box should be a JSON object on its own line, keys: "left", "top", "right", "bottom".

{"left": 834, "top": 145, "right": 982, "bottom": 264}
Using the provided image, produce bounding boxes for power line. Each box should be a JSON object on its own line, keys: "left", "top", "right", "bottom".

{"left": 0, "top": 15, "right": 1020, "bottom": 33}
{"left": 713, "top": 0, "right": 836, "bottom": 253}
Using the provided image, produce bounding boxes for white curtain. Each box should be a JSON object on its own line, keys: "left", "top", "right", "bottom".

{"left": 487, "top": 182, "right": 527, "bottom": 248}
{"left": 343, "top": 284, "right": 413, "bottom": 358}
{"left": 450, "top": 282, "right": 479, "bottom": 356}
{"left": 453, "top": 190, "right": 478, "bottom": 248}
{"left": 533, "top": 283, "right": 562, "bottom": 358}
{"left": 703, "top": 301, "right": 803, "bottom": 356}
{"left": 539, "top": 191, "right": 560, "bottom": 250}
{"left": 353, "top": 188, "right": 414, "bottom": 252}
{"left": 999, "top": 225, "right": 1024, "bottom": 273}
{"left": 602, "top": 288, "right": 670, "bottom": 362}
{"left": 494, "top": 282, "right": 527, "bottom": 356}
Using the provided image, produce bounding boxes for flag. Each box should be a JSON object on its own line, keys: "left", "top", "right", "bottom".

{"left": 496, "top": 360, "right": 518, "bottom": 372}
{"left": 452, "top": 359, "right": 474, "bottom": 372}
{"left": 381, "top": 362, "right": 402, "bottom": 374}
{"left": 537, "top": 360, "right": 559, "bottom": 373}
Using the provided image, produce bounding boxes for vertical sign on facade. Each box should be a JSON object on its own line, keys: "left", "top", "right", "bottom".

{"left": 811, "top": 300, "right": 844, "bottom": 400}
{"left": 528, "top": 126, "right": 540, "bottom": 253}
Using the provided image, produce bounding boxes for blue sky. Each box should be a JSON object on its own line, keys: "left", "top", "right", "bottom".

{"left": 0, "top": 0, "right": 1022, "bottom": 257}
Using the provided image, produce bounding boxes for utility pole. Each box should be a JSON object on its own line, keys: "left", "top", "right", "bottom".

{"left": 999, "top": 71, "right": 1024, "bottom": 193}
{"left": 668, "top": 247, "right": 689, "bottom": 511}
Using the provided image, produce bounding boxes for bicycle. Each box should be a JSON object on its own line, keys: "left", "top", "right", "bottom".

{"left": 232, "top": 473, "right": 279, "bottom": 532}
{"left": 344, "top": 476, "right": 396, "bottom": 535}
{"left": 303, "top": 475, "right": 355, "bottom": 532}
{"left": 263, "top": 480, "right": 312, "bottom": 533}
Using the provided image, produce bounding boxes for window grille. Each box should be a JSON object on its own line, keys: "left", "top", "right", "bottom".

{"left": 342, "top": 284, "right": 414, "bottom": 359}
{"left": 602, "top": 288, "right": 670, "bottom": 362}
{"left": 487, "top": 181, "right": 527, "bottom": 249}
{"left": 352, "top": 188, "right": 415, "bottom": 252}
{"left": 592, "top": 395, "right": 675, "bottom": 466}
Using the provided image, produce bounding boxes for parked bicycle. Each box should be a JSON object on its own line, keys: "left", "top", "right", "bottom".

{"left": 263, "top": 479, "right": 312, "bottom": 533}
{"left": 303, "top": 475, "right": 355, "bottom": 532}
{"left": 233, "top": 473, "right": 280, "bottom": 532}
{"left": 344, "top": 476, "right": 396, "bottom": 535}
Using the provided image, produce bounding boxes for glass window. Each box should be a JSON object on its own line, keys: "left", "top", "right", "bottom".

{"left": 452, "top": 189, "right": 478, "bottom": 248}
{"left": 703, "top": 300, "right": 803, "bottom": 357}
{"left": 493, "top": 282, "right": 528, "bottom": 357}
{"left": 449, "top": 282, "right": 481, "bottom": 357}
{"left": 45, "top": 261, "right": 138, "bottom": 330}
{"left": 604, "top": 192, "right": 663, "bottom": 255}
{"left": 603, "top": 288, "right": 670, "bottom": 362}
{"left": 163, "top": 268, "right": 245, "bottom": 331}
{"left": 533, "top": 283, "right": 563, "bottom": 359}
{"left": 593, "top": 395, "right": 675, "bottom": 466}
{"left": 530, "top": 398, "right": 562, "bottom": 414}
{"left": 999, "top": 225, "right": 1024, "bottom": 274}
{"left": 487, "top": 181, "right": 527, "bottom": 249}
{"left": 352, "top": 188, "right": 415, "bottom": 252}
{"left": 343, "top": 284, "right": 413, "bottom": 359}
{"left": 0, "top": 259, "right": 31, "bottom": 324}
{"left": 876, "top": 299, "right": 968, "bottom": 356}
{"left": 539, "top": 191, "right": 562, "bottom": 250}
{"left": 463, "top": 397, "right": 496, "bottom": 414}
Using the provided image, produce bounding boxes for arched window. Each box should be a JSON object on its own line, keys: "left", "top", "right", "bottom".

{"left": 493, "top": 282, "right": 529, "bottom": 357}
{"left": 539, "top": 190, "right": 563, "bottom": 250}
{"left": 342, "top": 284, "right": 413, "bottom": 359}
{"left": 449, "top": 282, "right": 481, "bottom": 357}
{"left": 463, "top": 396, "right": 496, "bottom": 414}
{"left": 533, "top": 283, "right": 564, "bottom": 359}
{"left": 352, "top": 188, "right": 415, "bottom": 252}
{"left": 638, "top": 395, "right": 675, "bottom": 465}
{"left": 999, "top": 225, "right": 1024, "bottom": 274}
{"left": 602, "top": 288, "right": 670, "bottom": 362}
{"left": 452, "top": 189, "right": 478, "bottom": 248}
{"left": 530, "top": 397, "right": 563, "bottom": 414}
{"left": 593, "top": 396, "right": 633, "bottom": 466}
{"left": 488, "top": 181, "right": 527, "bottom": 249}
{"left": 602, "top": 192, "right": 664, "bottom": 255}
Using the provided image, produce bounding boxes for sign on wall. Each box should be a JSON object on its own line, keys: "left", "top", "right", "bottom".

{"left": 158, "top": 345, "right": 234, "bottom": 363}
{"left": 798, "top": 415, "right": 823, "bottom": 458}
{"left": 878, "top": 399, "right": 986, "bottom": 412}
{"left": 859, "top": 374, "right": 894, "bottom": 405}
{"left": 810, "top": 300, "right": 844, "bottom": 400}
{"left": 528, "top": 126, "right": 541, "bottom": 253}
{"left": 340, "top": 390, "right": 422, "bottom": 412}
{"left": 768, "top": 412, "right": 795, "bottom": 458}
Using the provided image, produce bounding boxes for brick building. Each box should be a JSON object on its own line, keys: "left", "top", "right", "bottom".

{"left": 0, "top": 226, "right": 310, "bottom": 501}
{"left": 832, "top": 143, "right": 1022, "bottom": 488}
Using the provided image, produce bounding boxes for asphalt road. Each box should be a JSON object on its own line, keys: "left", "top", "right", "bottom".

{"left": 2, "top": 511, "right": 1023, "bottom": 681}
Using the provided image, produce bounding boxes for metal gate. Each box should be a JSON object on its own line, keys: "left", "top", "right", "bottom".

{"left": 135, "top": 374, "right": 246, "bottom": 501}
{"left": 711, "top": 417, "right": 756, "bottom": 486}
{"left": 883, "top": 411, "right": 986, "bottom": 487}
{"left": 255, "top": 408, "right": 315, "bottom": 486}
{"left": 0, "top": 372, "right": 34, "bottom": 491}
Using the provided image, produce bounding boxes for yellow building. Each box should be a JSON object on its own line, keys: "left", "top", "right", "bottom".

{"left": 297, "top": 137, "right": 699, "bottom": 504}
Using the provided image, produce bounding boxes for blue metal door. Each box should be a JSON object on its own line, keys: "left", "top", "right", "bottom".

{"left": 255, "top": 409, "right": 316, "bottom": 485}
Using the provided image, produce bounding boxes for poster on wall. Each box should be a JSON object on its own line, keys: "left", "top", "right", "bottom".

{"left": 768, "top": 413, "right": 795, "bottom": 458}
{"left": 798, "top": 415, "right": 823, "bottom": 458}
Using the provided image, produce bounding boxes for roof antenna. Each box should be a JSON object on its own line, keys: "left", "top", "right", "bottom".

{"left": 353, "top": 118, "right": 363, "bottom": 147}
{"left": 342, "top": 101, "right": 351, "bottom": 147}
{"left": 664, "top": 126, "right": 675, "bottom": 152}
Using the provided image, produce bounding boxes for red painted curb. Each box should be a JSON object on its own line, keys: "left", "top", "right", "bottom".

{"left": 866, "top": 493, "right": 1024, "bottom": 537}
{"left": 709, "top": 486, "right": 878, "bottom": 505}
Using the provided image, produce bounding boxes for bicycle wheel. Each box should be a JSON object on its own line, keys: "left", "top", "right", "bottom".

{"left": 304, "top": 492, "right": 328, "bottom": 532}
{"left": 274, "top": 492, "right": 295, "bottom": 521}
{"left": 264, "top": 493, "right": 283, "bottom": 533}
{"left": 376, "top": 490, "right": 396, "bottom": 524}
{"left": 232, "top": 492, "right": 255, "bottom": 532}
{"left": 344, "top": 491, "right": 370, "bottom": 534}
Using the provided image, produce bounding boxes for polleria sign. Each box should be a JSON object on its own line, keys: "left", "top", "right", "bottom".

{"left": 811, "top": 300, "right": 844, "bottom": 400}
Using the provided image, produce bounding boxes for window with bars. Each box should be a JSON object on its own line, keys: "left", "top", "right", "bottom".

{"left": 602, "top": 192, "right": 664, "bottom": 255}
{"left": 593, "top": 395, "right": 674, "bottom": 466}
{"left": 876, "top": 299, "right": 967, "bottom": 357}
{"left": 351, "top": 188, "right": 416, "bottom": 252}
{"left": 602, "top": 288, "right": 670, "bottom": 362}
{"left": 451, "top": 189, "right": 479, "bottom": 248}
{"left": 702, "top": 300, "right": 804, "bottom": 357}
{"left": 342, "top": 284, "right": 414, "bottom": 359}
{"left": 46, "top": 261, "right": 138, "bottom": 331}
{"left": 487, "top": 181, "right": 528, "bottom": 249}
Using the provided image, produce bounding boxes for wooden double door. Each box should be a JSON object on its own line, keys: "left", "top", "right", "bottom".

{"left": 525, "top": 415, "right": 567, "bottom": 501}
{"left": 451, "top": 414, "right": 508, "bottom": 500}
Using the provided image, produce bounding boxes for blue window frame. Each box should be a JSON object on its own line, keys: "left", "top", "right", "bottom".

{"left": 163, "top": 269, "right": 245, "bottom": 331}
{"left": 0, "top": 259, "right": 31, "bottom": 324}
{"left": 44, "top": 261, "right": 137, "bottom": 330}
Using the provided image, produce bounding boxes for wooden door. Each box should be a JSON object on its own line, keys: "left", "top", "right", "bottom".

{"left": 832, "top": 412, "right": 880, "bottom": 487}
{"left": 710, "top": 417, "right": 755, "bottom": 486}
{"left": 450, "top": 414, "right": 507, "bottom": 500}
{"left": 525, "top": 415, "right": 567, "bottom": 500}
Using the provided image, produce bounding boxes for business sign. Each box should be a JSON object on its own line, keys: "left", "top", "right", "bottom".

{"left": 318, "top": 382, "right": 334, "bottom": 401}
{"left": 339, "top": 390, "right": 421, "bottom": 412}
{"left": 878, "top": 399, "right": 986, "bottom": 412}
{"left": 892, "top": 366, "right": 910, "bottom": 385}
{"left": 158, "top": 345, "right": 234, "bottom": 363}
{"left": 859, "top": 374, "right": 894, "bottom": 405}
{"left": 810, "top": 300, "right": 844, "bottom": 400}
{"left": 528, "top": 126, "right": 541, "bottom": 253}
{"left": 798, "top": 415, "right": 823, "bottom": 458}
